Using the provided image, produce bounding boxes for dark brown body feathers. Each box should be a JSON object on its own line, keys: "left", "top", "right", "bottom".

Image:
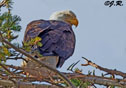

{"left": 24, "top": 19, "right": 75, "bottom": 67}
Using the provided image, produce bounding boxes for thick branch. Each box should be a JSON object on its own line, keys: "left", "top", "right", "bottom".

{"left": 0, "top": 33, "right": 75, "bottom": 88}
{"left": 65, "top": 73, "right": 126, "bottom": 87}
{"left": 0, "top": 80, "right": 62, "bottom": 88}
{"left": 0, "top": 79, "right": 15, "bottom": 87}
{"left": 18, "top": 82, "right": 61, "bottom": 88}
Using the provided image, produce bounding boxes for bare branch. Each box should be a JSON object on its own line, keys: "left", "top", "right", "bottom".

{"left": 0, "top": 0, "right": 7, "bottom": 8}
{"left": 82, "top": 57, "right": 126, "bottom": 78}
{"left": 0, "top": 63, "right": 15, "bottom": 76}
{"left": 0, "top": 79, "right": 63, "bottom": 88}
{"left": 18, "top": 82, "right": 62, "bottom": 88}
{"left": 6, "top": 57, "right": 25, "bottom": 60}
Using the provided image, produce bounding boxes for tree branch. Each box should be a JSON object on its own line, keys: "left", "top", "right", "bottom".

{"left": 0, "top": 79, "right": 15, "bottom": 87}
{"left": 0, "top": 0, "right": 7, "bottom": 8}
{"left": 0, "top": 63, "right": 15, "bottom": 76}
{"left": 81, "top": 57, "right": 126, "bottom": 78}
{"left": 64, "top": 73, "right": 126, "bottom": 87}
{"left": 0, "top": 79, "right": 63, "bottom": 88}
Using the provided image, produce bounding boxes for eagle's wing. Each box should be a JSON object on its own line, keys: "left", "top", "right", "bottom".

{"left": 24, "top": 20, "right": 75, "bottom": 67}
{"left": 24, "top": 20, "right": 50, "bottom": 42}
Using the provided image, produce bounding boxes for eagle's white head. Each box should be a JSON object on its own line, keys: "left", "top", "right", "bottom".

{"left": 49, "top": 10, "right": 78, "bottom": 27}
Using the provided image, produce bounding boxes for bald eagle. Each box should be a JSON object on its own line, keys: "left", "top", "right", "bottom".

{"left": 24, "top": 10, "right": 78, "bottom": 67}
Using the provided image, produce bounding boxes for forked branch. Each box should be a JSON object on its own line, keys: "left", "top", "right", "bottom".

{"left": 82, "top": 57, "right": 126, "bottom": 78}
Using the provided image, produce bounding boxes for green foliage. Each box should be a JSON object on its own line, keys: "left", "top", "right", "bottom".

{"left": 0, "top": 0, "right": 21, "bottom": 63}
{"left": 0, "top": 0, "right": 43, "bottom": 63}
{"left": 0, "top": 12, "right": 21, "bottom": 41}
{"left": 71, "top": 79, "right": 81, "bottom": 87}
{"left": 70, "top": 79, "right": 91, "bottom": 88}
{"left": 5, "top": 0, "right": 13, "bottom": 11}
{"left": 109, "top": 85, "right": 115, "bottom": 88}
{"left": 0, "top": 12, "right": 21, "bottom": 31}
{"left": 23, "top": 37, "right": 42, "bottom": 52}
{"left": 22, "top": 37, "right": 43, "bottom": 57}
{"left": 74, "top": 68, "right": 82, "bottom": 73}
{"left": 67, "top": 62, "right": 92, "bottom": 87}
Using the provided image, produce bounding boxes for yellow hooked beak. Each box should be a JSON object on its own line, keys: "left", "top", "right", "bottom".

{"left": 66, "top": 17, "right": 79, "bottom": 27}
{"left": 71, "top": 18, "right": 78, "bottom": 27}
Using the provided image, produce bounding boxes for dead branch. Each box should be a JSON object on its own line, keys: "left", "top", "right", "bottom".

{"left": 0, "top": 0, "right": 7, "bottom": 8}
{"left": 0, "top": 63, "right": 15, "bottom": 76}
{"left": 6, "top": 57, "right": 25, "bottom": 61}
{"left": 0, "top": 79, "right": 63, "bottom": 88}
{"left": 82, "top": 57, "right": 126, "bottom": 78}
{"left": 17, "top": 82, "right": 62, "bottom": 88}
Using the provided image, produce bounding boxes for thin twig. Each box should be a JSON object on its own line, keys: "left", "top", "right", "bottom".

{"left": 6, "top": 56, "right": 27, "bottom": 62}
{"left": 0, "top": 63, "right": 15, "bottom": 76}
{"left": 6, "top": 65, "right": 23, "bottom": 71}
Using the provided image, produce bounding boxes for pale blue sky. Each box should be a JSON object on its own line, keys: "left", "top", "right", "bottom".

{"left": 9, "top": 0, "right": 126, "bottom": 74}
